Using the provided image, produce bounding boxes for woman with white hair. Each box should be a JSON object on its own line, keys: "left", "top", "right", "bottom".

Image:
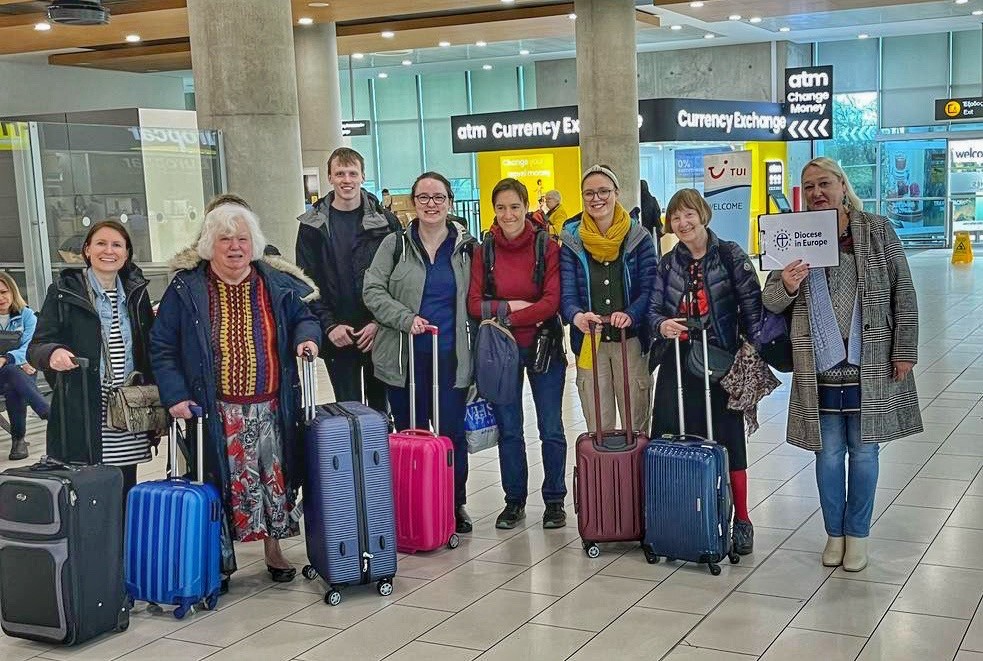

{"left": 151, "top": 203, "right": 321, "bottom": 592}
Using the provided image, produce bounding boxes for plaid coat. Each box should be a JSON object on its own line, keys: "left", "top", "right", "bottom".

{"left": 761, "top": 210, "right": 922, "bottom": 451}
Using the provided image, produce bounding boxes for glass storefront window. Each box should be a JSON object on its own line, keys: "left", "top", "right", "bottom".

{"left": 950, "top": 138, "right": 983, "bottom": 245}
{"left": 880, "top": 139, "right": 947, "bottom": 246}
{"left": 817, "top": 92, "right": 878, "bottom": 202}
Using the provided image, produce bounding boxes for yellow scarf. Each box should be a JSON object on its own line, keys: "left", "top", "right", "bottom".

{"left": 580, "top": 203, "right": 631, "bottom": 263}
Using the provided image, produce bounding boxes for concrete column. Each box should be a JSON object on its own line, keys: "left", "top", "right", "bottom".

{"left": 575, "top": 0, "right": 639, "bottom": 208}
{"left": 295, "top": 22, "right": 346, "bottom": 198}
{"left": 187, "top": 0, "right": 304, "bottom": 253}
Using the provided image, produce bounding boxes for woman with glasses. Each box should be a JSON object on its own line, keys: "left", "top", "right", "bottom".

{"left": 560, "top": 164, "right": 658, "bottom": 433}
{"left": 363, "top": 171, "right": 478, "bottom": 534}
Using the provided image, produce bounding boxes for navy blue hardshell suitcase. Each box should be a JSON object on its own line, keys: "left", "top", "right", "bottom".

{"left": 642, "top": 334, "right": 740, "bottom": 575}
{"left": 300, "top": 375, "right": 397, "bottom": 605}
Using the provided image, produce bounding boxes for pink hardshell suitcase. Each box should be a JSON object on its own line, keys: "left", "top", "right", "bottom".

{"left": 389, "top": 326, "right": 460, "bottom": 553}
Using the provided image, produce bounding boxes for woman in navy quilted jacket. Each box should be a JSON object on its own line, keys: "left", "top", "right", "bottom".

{"left": 647, "top": 188, "right": 763, "bottom": 555}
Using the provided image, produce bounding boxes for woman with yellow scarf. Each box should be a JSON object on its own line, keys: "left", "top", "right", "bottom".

{"left": 559, "top": 165, "right": 658, "bottom": 432}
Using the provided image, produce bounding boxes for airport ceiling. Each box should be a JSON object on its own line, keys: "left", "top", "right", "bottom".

{"left": 0, "top": 0, "right": 978, "bottom": 74}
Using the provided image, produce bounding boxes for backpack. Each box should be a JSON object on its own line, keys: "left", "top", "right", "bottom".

{"left": 473, "top": 301, "right": 521, "bottom": 405}
{"left": 481, "top": 226, "right": 551, "bottom": 299}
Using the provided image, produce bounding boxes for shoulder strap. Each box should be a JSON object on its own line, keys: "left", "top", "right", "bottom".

{"left": 391, "top": 227, "right": 405, "bottom": 264}
{"left": 482, "top": 234, "right": 496, "bottom": 299}
{"left": 532, "top": 228, "right": 549, "bottom": 293}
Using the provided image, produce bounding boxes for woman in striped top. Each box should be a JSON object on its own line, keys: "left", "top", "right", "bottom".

{"left": 29, "top": 220, "right": 156, "bottom": 503}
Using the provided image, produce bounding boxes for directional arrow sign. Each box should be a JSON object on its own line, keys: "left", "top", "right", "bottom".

{"left": 783, "top": 65, "right": 833, "bottom": 141}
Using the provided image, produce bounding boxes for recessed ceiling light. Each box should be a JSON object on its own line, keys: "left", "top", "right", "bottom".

{"left": 438, "top": 40, "right": 451, "bottom": 47}
{"left": 501, "top": 0, "right": 515, "bottom": 3}
{"left": 568, "top": 13, "right": 577, "bottom": 20}
{"left": 704, "top": 33, "right": 715, "bottom": 39}
{"left": 955, "top": 0, "right": 969, "bottom": 4}
{"left": 146, "top": 69, "right": 159, "bottom": 73}
{"left": 377, "top": 72, "right": 388, "bottom": 78}
{"left": 858, "top": 33, "right": 870, "bottom": 39}
{"left": 401, "top": 59, "right": 412, "bottom": 66}
{"left": 33, "top": 22, "right": 51, "bottom": 31}
{"left": 381, "top": 30, "right": 395, "bottom": 38}
{"left": 352, "top": 52, "right": 364, "bottom": 59}
{"left": 298, "top": 17, "right": 314, "bottom": 25}
{"left": 690, "top": 1, "right": 704, "bottom": 7}
{"left": 749, "top": 16, "right": 762, "bottom": 23}
{"left": 476, "top": 40, "right": 487, "bottom": 46}
{"left": 974, "top": 9, "right": 983, "bottom": 14}
{"left": 125, "top": 34, "right": 141, "bottom": 42}
{"left": 308, "top": 2, "right": 330, "bottom": 6}
{"left": 519, "top": 48, "right": 530, "bottom": 55}
{"left": 670, "top": 24, "right": 683, "bottom": 30}
{"left": 483, "top": 64, "right": 493, "bottom": 70}
{"left": 779, "top": 26, "right": 791, "bottom": 32}
{"left": 728, "top": 14, "right": 741, "bottom": 20}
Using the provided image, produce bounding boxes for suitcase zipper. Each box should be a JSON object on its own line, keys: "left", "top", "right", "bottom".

{"left": 342, "top": 409, "right": 371, "bottom": 583}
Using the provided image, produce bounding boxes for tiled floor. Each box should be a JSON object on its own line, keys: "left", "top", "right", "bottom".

{"left": 2, "top": 249, "right": 983, "bottom": 660}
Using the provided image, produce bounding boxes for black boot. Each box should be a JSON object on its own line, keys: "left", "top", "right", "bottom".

{"left": 8, "top": 437, "right": 27, "bottom": 461}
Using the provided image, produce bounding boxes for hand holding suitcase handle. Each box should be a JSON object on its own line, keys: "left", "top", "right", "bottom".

{"left": 406, "top": 325, "right": 440, "bottom": 434}
{"left": 587, "top": 319, "right": 637, "bottom": 451}
{"left": 301, "top": 348, "right": 317, "bottom": 424}
{"left": 168, "top": 405, "right": 206, "bottom": 484}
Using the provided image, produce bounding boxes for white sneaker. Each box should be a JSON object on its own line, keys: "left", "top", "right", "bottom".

{"left": 822, "top": 536, "right": 845, "bottom": 567}
{"left": 843, "top": 536, "right": 868, "bottom": 572}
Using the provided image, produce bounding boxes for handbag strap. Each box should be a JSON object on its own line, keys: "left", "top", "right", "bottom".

{"left": 83, "top": 271, "right": 116, "bottom": 388}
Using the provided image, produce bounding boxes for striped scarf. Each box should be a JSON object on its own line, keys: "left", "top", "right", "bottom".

{"left": 806, "top": 267, "right": 861, "bottom": 373}
{"left": 207, "top": 266, "right": 280, "bottom": 402}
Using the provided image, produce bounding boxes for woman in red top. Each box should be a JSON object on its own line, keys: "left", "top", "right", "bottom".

{"left": 468, "top": 178, "right": 567, "bottom": 530}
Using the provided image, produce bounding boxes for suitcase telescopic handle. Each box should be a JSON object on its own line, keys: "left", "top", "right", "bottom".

{"left": 407, "top": 325, "right": 440, "bottom": 433}
{"left": 672, "top": 318, "right": 715, "bottom": 442}
{"left": 301, "top": 348, "right": 316, "bottom": 424}
{"left": 169, "top": 405, "right": 206, "bottom": 483}
{"left": 587, "top": 320, "right": 635, "bottom": 449}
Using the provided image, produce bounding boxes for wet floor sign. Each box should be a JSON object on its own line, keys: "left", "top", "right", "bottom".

{"left": 952, "top": 231, "right": 974, "bottom": 265}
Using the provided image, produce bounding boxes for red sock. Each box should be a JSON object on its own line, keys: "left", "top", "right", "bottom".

{"left": 730, "top": 470, "right": 750, "bottom": 522}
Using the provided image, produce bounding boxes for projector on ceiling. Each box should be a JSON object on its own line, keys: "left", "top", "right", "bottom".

{"left": 47, "top": 1, "right": 111, "bottom": 26}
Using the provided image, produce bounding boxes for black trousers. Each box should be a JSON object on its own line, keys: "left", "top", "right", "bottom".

{"left": 325, "top": 348, "right": 388, "bottom": 413}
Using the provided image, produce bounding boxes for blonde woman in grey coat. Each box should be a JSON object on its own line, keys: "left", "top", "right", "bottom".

{"left": 762, "top": 157, "right": 921, "bottom": 573}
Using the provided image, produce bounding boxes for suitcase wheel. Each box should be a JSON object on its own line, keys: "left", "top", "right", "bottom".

{"left": 147, "top": 602, "right": 164, "bottom": 615}
{"left": 173, "top": 605, "right": 190, "bottom": 620}
{"left": 643, "top": 547, "right": 659, "bottom": 565}
{"left": 377, "top": 579, "right": 394, "bottom": 597}
{"left": 447, "top": 534, "right": 460, "bottom": 550}
{"left": 325, "top": 589, "right": 342, "bottom": 606}
{"left": 202, "top": 594, "right": 219, "bottom": 611}
{"left": 302, "top": 565, "right": 318, "bottom": 580}
{"left": 584, "top": 543, "right": 601, "bottom": 559}
{"left": 708, "top": 563, "right": 722, "bottom": 576}
{"left": 728, "top": 552, "right": 740, "bottom": 565}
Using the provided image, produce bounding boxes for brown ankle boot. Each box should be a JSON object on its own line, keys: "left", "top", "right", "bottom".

{"left": 8, "top": 437, "right": 28, "bottom": 461}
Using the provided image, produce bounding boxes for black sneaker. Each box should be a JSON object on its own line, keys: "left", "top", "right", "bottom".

{"left": 733, "top": 519, "right": 754, "bottom": 555}
{"left": 495, "top": 503, "right": 526, "bottom": 529}
{"left": 455, "top": 506, "right": 473, "bottom": 534}
{"left": 542, "top": 503, "right": 566, "bottom": 529}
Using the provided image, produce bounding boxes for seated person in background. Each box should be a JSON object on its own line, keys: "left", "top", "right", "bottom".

{"left": 0, "top": 271, "right": 50, "bottom": 460}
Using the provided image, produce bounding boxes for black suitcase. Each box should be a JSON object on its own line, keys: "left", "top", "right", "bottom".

{"left": 0, "top": 357, "right": 129, "bottom": 645}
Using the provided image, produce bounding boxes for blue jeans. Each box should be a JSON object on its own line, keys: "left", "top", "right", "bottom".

{"left": 0, "top": 364, "right": 50, "bottom": 439}
{"left": 495, "top": 348, "right": 567, "bottom": 506}
{"left": 387, "top": 350, "right": 468, "bottom": 507}
{"left": 816, "top": 413, "right": 879, "bottom": 538}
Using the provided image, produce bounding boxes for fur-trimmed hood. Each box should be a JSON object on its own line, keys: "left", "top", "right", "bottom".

{"left": 168, "top": 245, "right": 320, "bottom": 302}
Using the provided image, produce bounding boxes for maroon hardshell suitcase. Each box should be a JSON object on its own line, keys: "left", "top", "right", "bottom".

{"left": 573, "top": 326, "right": 649, "bottom": 558}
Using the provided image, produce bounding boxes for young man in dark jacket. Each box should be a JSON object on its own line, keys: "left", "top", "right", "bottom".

{"left": 296, "top": 148, "right": 399, "bottom": 411}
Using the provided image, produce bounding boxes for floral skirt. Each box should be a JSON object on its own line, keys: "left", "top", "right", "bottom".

{"left": 218, "top": 398, "right": 299, "bottom": 542}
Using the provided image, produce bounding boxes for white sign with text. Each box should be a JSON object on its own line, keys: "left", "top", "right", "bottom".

{"left": 758, "top": 210, "right": 840, "bottom": 270}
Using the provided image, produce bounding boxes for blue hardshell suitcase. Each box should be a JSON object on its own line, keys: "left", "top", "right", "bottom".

{"left": 642, "top": 334, "right": 740, "bottom": 575}
{"left": 300, "top": 388, "right": 397, "bottom": 606}
{"left": 124, "top": 408, "right": 222, "bottom": 618}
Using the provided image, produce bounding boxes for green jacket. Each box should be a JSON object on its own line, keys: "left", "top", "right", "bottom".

{"left": 363, "top": 221, "right": 476, "bottom": 389}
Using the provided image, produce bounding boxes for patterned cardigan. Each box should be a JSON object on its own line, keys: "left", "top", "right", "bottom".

{"left": 761, "top": 209, "right": 923, "bottom": 452}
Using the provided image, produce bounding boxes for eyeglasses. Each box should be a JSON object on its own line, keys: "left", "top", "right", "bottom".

{"left": 582, "top": 188, "right": 614, "bottom": 201}
{"left": 414, "top": 193, "right": 448, "bottom": 205}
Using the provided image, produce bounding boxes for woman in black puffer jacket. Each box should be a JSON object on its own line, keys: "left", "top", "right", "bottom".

{"left": 647, "top": 188, "right": 763, "bottom": 556}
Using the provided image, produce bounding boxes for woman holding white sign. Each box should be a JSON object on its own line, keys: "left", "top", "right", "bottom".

{"left": 762, "top": 157, "right": 921, "bottom": 572}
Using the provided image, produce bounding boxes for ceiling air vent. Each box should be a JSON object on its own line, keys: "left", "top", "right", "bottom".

{"left": 47, "top": 1, "right": 111, "bottom": 26}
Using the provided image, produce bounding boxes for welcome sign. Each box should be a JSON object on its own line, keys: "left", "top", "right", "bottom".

{"left": 703, "top": 151, "right": 753, "bottom": 252}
